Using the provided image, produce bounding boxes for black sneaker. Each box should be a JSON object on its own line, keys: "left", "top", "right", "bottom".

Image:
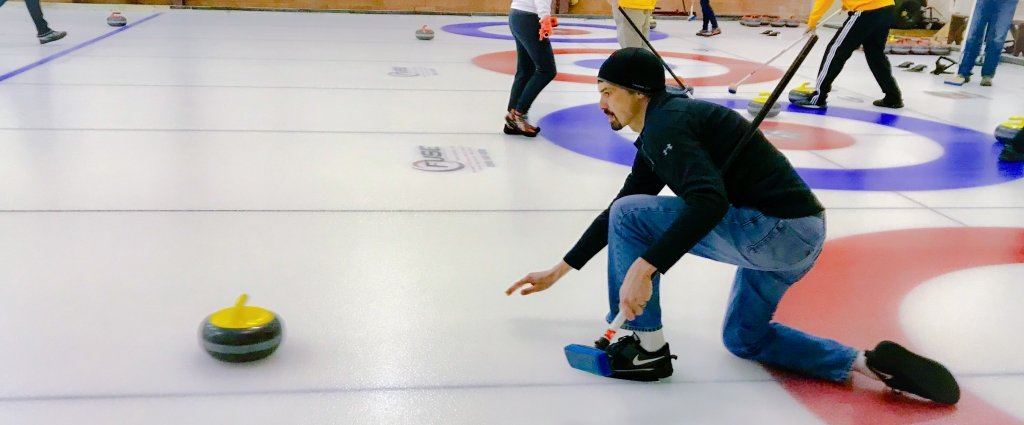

{"left": 38, "top": 30, "right": 67, "bottom": 45}
{"left": 604, "top": 334, "right": 677, "bottom": 382}
{"left": 872, "top": 98, "right": 904, "bottom": 109}
{"left": 791, "top": 96, "right": 827, "bottom": 110}
{"left": 999, "top": 143, "right": 1024, "bottom": 162}
{"left": 865, "top": 340, "right": 960, "bottom": 405}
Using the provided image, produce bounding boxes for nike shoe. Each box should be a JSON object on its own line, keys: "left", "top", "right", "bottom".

{"left": 604, "top": 334, "right": 677, "bottom": 382}
{"left": 790, "top": 96, "right": 827, "bottom": 109}
{"left": 38, "top": 30, "right": 67, "bottom": 45}
{"left": 866, "top": 340, "right": 960, "bottom": 405}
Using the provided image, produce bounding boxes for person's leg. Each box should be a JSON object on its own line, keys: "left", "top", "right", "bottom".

{"left": 607, "top": 195, "right": 856, "bottom": 381}
{"left": 507, "top": 11, "right": 555, "bottom": 115}
{"left": 22, "top": 0, "right": 54, "bottom": 36}
{"left": 806, "top": 11, "right": 872, "bottom": 106}
{"left": 507, "top": 12, "right": 535, "bottom": 111}
{"left": 639, "top": 8, "right": 653, "bottom": 38}
{"left": 979, "top": 0, "right": 1020, "bottom": 78}
{"left": 615, "top": 6, "right": 649, "bottom": 49}
{"left": 606, "top": 195, "right": 672, "bottom": 333}
{"left": 607, "top": 194, "right": 959, "bottom": 400}
{"left": 611, "top": 3, "right": 632, "bottom": 48}
{"left": 700, "top": 0, "right": 711, "bottom": 31}
{"left": 704, "top": 0, "right": 718, "bottom": 29}
{"left": 956, "top": 0, "right": 993, "bottom": 78}
{"left": 861, "top": 7, "right": 902, "bottom": 106}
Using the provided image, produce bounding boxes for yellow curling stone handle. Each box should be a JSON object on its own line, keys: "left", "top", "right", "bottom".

{"left": 209, "top": 294, "right": 275, "bottom": 329}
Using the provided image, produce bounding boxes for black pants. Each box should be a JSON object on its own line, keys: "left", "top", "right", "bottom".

{"left": 811, "top": 6, "right": 900, "bottom": 105}
{"left": 0, "top": 0, "right": 52, "bottom": 36}
{"left": 507, "top": 9, "right": 556, "bottom": 114}
{"left": 700, "top": 0, "right": 718, "bottom": 31}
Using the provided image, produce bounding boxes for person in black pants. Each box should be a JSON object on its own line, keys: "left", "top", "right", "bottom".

{"left": 0, "top": 0, "right": 67, "bottom": 44}
{"left": 504, "top": 0, "right": 558, "bottom": 137}
{"left": 696, "top": 0, "right": 720, "bottom": 36}
{"left": 792, "top": 0, "right": 902, "bottom": 110}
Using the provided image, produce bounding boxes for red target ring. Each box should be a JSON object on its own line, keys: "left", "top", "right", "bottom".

{"left": 773, "top": 227, "right": 1024, "bottom": 424}
{"left": 760, "top": 121, "right": 857, "bottom": 150}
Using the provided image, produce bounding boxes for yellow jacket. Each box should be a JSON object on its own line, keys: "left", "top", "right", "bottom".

{"left": 807, "top": 0, "right": 895, "bottom": 28}
{"left": 619, "top": 0, "right": 657, "bottom": 10}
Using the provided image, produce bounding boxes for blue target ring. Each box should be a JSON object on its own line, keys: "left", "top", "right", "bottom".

{"left": 538, "top": 99, "right": 1024, "bottom": 191}
{"left": 441, "top": 22, "right": 668, "bottom": 43}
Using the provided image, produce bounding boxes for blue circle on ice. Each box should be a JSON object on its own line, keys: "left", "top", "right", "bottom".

{"left": 538, "top": 99, "right": 1024, "bottom": 191}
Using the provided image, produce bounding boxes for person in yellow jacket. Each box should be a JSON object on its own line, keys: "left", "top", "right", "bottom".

{"left": 608, "top": 0, "right": 656, "bottom": 49}
{"left": 792, "top": 0, "right": 904, "bottom": 109}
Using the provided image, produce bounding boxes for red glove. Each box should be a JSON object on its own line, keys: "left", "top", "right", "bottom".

{"left": 539, "top": 16, "right": 556, "bottom": 40}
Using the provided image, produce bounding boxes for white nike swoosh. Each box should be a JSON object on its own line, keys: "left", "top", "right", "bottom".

{"left": 633, "top": 354, "right": 665, "bottom": 366}
{"left": 874, "top": 370, "right": 894, "bottom": 380}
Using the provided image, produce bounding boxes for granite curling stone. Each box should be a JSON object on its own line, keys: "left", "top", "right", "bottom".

{"left": 416, "top": 25, "right": 435, "bottom": 40}
{"left": 747, "top": 92, "right": 782, "bottom": 117}
{"left": 995, "top": 116, "right": 1023, "bottom": 143}
{"left": 200, "top": 294, "right": 283, "bottom": 363}
{"left": 107, "top": 11, "right": 127, "bottom": 27}
{"left": 788, "top": 82, "right": 815, "bottom": 104}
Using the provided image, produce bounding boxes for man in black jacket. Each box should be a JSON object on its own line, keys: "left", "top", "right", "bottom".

{"left": 507, "top": 48, "right": 960, "bottom": 405}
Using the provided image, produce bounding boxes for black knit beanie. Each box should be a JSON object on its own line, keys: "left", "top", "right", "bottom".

{"left": 597, "top": 47, "right": 666, "bottom": 95}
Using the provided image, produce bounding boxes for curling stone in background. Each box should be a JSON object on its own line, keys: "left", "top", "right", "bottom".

{"left": 891, "top": 38, "right": 913, "bottom": 54}
{"left": 788, "top": 82, "right": 815, "bottom": 104}
{"left": 649, "top": 18, "right": 657, "bottom": 29}
{"left": 200, "top": 294, "right": 283, "bottom": 363}
{"left": 930, "top": 42, "right": 951, "bottom": 55}
{"left": 910, "top": 39, "right": 931, "bottom": 55}
{"left": 107, "top": 11, "right": 127, "bottom": 27}
{"left": 740, "top": 15, "right": 762, "bottom": 27}
{"left": 416, "top": 25, "right": 435, "bottom": 40}
{"left": 747, "top": 92, "right": 781, "bottom": 117}
{"left": 995, "top": 116, "right": 1023, "bottom": 143}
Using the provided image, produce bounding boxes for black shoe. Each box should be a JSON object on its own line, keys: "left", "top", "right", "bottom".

{"left": 872, "top": 98, "right": 904, "bottom": 109}
{"left": 604, "top": 334, "right": 677, "bottom": 382}
{"left": 865, "top": 340, "right": 960, "bottom": 405}
{"left": 38, "top": 30, "right": 67, "bottom": 45}
{"left": 791, "top": 96, "right": 827, "bottom": 110}
{"left": 999, "top": 143, "right": 1024, "bottom": 162}
{"left": 504, "top": 110, "right": 539, "bottom": 137}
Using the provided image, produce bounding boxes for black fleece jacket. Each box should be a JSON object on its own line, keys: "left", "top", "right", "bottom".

{"left": 563, "top": 92, "right": 823, "bottom": 273}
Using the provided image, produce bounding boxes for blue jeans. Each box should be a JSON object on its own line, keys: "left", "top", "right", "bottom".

{"left": 507, "top": 9, "right": 556, "bottom": 114}
{"left": 605, "top": 195, "right": 857, "bottom": 382}
{"left": 958, "top": 0, "right": 1021, "bottom": 77}
{"left": 0, "top": 0, "right": 52, "bottom": 36}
